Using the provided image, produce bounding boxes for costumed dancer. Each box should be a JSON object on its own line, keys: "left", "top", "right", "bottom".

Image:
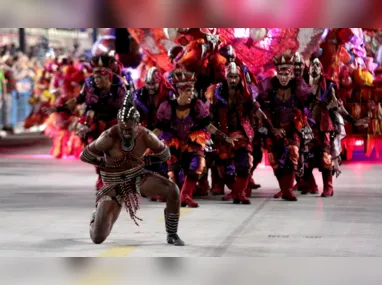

{"left": 258, "top": 52, "right": 314, "bottom": 201}
{"left": 302, "top": 58, "right": 354, "bottom": 197}
{"left": 44, "top": 55, "right": 129, "bottom": 190}
{"left": 219, "top": 44, "right": 263, "bottom": 195}
{"left": 166, "top": 29, "right": 228, "bottom": 197}
{"left": 292, "top": 52, "right": 309, "bottom": 191}
{"left": 133, "top": 67, "right": 176, "bottom": 201}
{"left": 167, "top": 28, "right": 227, "bottom": 95}
{"left": 134, "top": 67, "right": 175, "bottom": 132}
{"left": 98, "top": 50, "right": 136, "bottom": 93}
{"left": 45, "top": 56, "right": 85, "bottom": 159}
{"left": 66, "top": 58, "right": 92, "bottom": 158}
{"left": 81, "top": 102, "right": 184, "bottom": 246}
{"left": 167, "top": 68, "right": 213, "bottom": 198}
{"left": 205, "top": 62, "right": 263, "bottom": 204}
{"left": 156, "top": 69, "right": 236, "bottom": 208}
{"left": 24, "top": 64, "right": 55, "bottom": 129}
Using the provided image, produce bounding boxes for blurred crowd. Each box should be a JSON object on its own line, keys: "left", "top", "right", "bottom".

{"left": 0, "top": 42, "right": 90, "bottom": 133}
{"left": 0, "top": 45, "right": 41, "bottom": 132}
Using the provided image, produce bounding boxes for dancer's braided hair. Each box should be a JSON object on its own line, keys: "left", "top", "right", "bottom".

{"left": 117, "top": 92, "right": 140, "bottom": 125}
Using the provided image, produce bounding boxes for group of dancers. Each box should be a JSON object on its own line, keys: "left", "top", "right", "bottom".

{"left": 42, "top": 28, "right": 356, "bottom": 245}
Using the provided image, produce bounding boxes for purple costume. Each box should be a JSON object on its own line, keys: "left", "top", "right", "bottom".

{"left": 156, "top": 98, "right": 211, "bottom": 208}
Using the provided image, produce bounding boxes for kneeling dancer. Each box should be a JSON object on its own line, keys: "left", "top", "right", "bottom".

{"left": 80, "top": 103, "right": 184, "bottom": 246}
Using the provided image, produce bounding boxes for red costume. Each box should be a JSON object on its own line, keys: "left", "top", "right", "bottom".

{"left": 302, "top": 58, "right": 336, "bottom": 195}
{"left": 168, "top": 28, "right": 227, "bottom": 94}
{"left": 55, "top": 55, "right": 128, "bottom": 190}
{"left": 258, "top": 53, "right": 313, "bottom": 201}
{"left": 205, "top": 62, "right": 256, "bottom": 204}
{"left": 302, "top": 58, "right": 354, "bottom": 197}
{"left": 218, "top": 44, "right": 263, "bottom": 196}
{"left": 47, "top": 56, "right": 85, "bottom": 159}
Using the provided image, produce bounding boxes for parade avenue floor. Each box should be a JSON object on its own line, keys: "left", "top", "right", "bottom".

{"left": 1, "top": 135, "right": 382, "bottom": 257}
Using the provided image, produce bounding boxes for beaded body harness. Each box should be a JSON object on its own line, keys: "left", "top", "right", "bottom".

{"left": 96, "top": 128, "right": 148, "bottom": 226}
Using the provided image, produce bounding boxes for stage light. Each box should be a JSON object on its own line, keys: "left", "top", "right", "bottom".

{"left": 355, "top": 140, "right": 364, "bottom": 146}
{"left": 126, "top": 68, "right": 140, "bottom": 81}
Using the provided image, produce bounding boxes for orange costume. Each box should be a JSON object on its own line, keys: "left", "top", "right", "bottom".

{"left": 156, "top": 69, "right": 211, "bottom": 208}
{"left": 47, "top": 57, "right": 86, "bottom": 159}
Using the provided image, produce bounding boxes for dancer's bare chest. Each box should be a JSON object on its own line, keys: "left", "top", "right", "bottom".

{"left": 104, "top": 137, "right": 147, "bottom": 171}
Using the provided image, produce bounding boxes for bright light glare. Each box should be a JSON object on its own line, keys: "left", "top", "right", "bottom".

{"left": 234, "top": 28, "right": 250, "bottom": 38}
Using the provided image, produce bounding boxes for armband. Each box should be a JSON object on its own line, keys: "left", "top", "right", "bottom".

{"left": 80, "top": 146, "right": 103, "bottom": 166}
{"left": 144, "top": 146, "right": 171, "bottom": 165}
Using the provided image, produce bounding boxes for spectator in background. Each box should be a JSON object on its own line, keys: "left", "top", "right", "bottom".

{"left": 1, "top": 54, "right": 17, "bottom": 133}
{"left": 8, "top": 43, "right": 17, "bottom": 56}
{"left": 0, "top": 45, "right": 8, "bottom": 57}
{"left": 0, "top": 62, "right": 5, "bottom": 112}
{"left": 27, "top": 45, "right": 38, "bottom": 59}
{"left": 14, "top": 54, "right": 36, "bottom": 81}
